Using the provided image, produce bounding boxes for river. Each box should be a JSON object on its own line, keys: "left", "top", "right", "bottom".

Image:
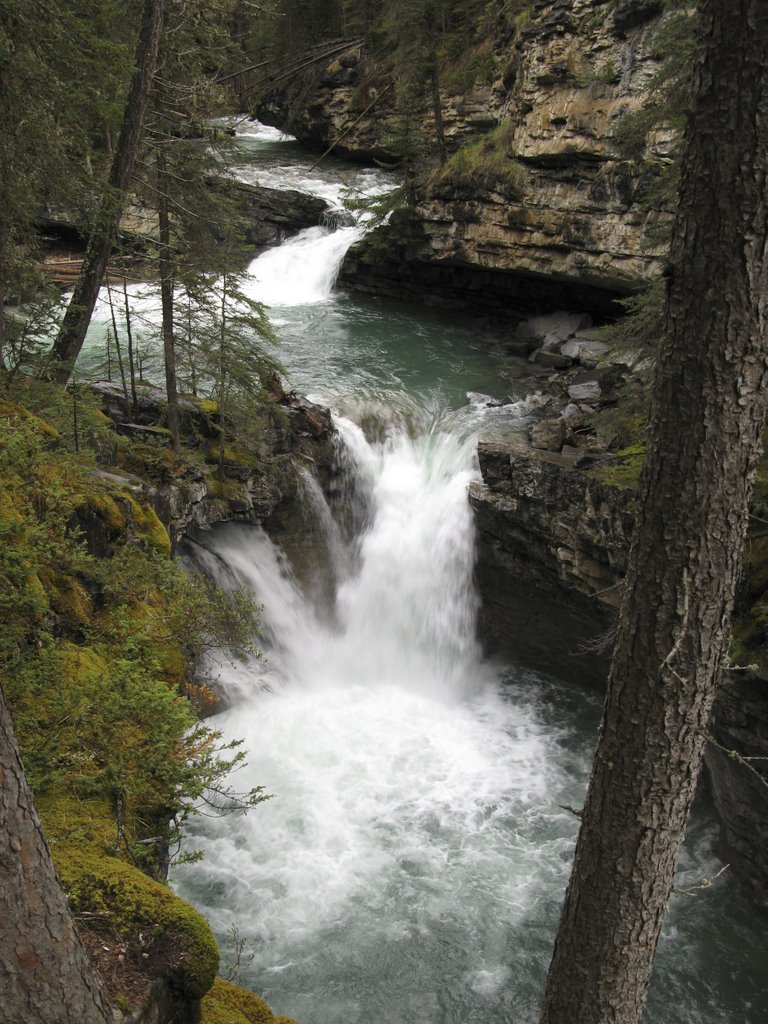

{"left": 166, "top": 121, "right": 767, "bottom": 1023}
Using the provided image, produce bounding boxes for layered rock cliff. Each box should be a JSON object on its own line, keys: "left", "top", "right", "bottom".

{"left": 470, "top": 437, "right": 635, "bottom": 684}
{"left": 259, "top": 0, "right": 673, "bottom": 311}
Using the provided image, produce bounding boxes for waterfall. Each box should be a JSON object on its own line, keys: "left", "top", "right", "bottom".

{"left": 176, "top": 411, "right": 583, "bottom": 1024}
{"left": 170, "top": 120, "right": 767, "bottom": 1024}
{"left": 242, "top": 224, "right": 366, "bottom": 307}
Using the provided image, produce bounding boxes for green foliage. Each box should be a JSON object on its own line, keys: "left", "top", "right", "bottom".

{"left": 41, "top": 792, "right": 220, "bottom": 1001}
{"left": 588, "top": 443, "right": 646, "bottom": 490}
{"left": 201, "top": 977, "right": 299, "bottom": 1024}
{"left": 429, "top": 122, "right": 527, "bottom": 194}
{"left": 0, "top": 402, "right": 266, "bottom": 870}
{"left": 0, "top": 0, "right": 137, "bottom": 348}
{"left": 596, "top": 278, "right": 666, "bottom": 358}
{"left": 1, "top": 290, "right": 69, "bottom": 374}
{"left": 342, "top": 182, "right": 408, "bottom": 229}
{"left": 176, "top": 271, "right": 280, "bottom": 472}
{"left": 0, "top": 410, "right": 94, "bottom": 665}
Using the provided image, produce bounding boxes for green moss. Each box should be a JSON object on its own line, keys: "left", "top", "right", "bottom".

{"left": 194, "top": 398, "right": 221, "bottom": 416}
{"left": 429, "top": 123, "right": 527, "bottom": 196}
{"left": 205, "top": 443, "right": 253, "bottom": 469}
{"left": 82, "top": 490, "right": 128, "bottom": 531}
{"left": 40, "top": 791, "right": 219, "bottom": 1001}
{"left": 43, "top": 571, "right": 93, "bottom": 626}
{"left": 200, "top": 978, "right": 297, "bottom": 1024}
{"left": 0, "top": 398, "right": 62, "bottom": 440}
{"left": 588, "top": 444, "right": 646, "bottom": 490}
{"left": 121, "top": 494, "right": 172, "bottom": 556}
{"left": 207, "top": 476, "right": 247, "bottom": 501}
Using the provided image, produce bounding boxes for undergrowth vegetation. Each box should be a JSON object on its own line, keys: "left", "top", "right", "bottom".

{"left": 0, "top": 399, "right": 268, "bottom": 865}
{"left": 0, "top": 385, "right": 278, "bottom": 1012}
{"left": 428, "top": 121, "right": 527, "bottom": 194}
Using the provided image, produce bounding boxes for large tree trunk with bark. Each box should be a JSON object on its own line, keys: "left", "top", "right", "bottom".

{"left": 48, "top": 0, "right": 165, "bottom": 384}
{"left": 0, "top": 688, "right": 112, "bottom": 1024}
{"left": 539, "top": 2, "right": 768, "bottom": 1022}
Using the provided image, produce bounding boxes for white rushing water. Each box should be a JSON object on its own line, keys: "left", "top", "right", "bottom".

{"left": 176, "top": 410, "right": 590, "bottom": 1024}
{"left": 167, "top": 122, "right": 767, "bottom": 1024}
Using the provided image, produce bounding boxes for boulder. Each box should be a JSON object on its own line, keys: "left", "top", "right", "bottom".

{"left": 568, "top": 380, "right": 601, "bottom": 403}
{"left": 524, "top": 311, "right": 593, "bottom": 343}
{"left": 561, "top": 338, "right": 612, "bottom": 365}
{"left": 562, "top": 402, "right": 588, "bottom": 425}
{"left": 535, "top": 350, "right": 573, "bottom": 369}
{"left": 531, "top": 418, "right": 567, "bottom": 452}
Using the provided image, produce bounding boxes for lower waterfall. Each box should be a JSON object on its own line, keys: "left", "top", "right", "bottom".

{"left": 176, "top": 405, "right": 592, "bottom": 1023}
{"left": 174, "top": 406, "right": 764, "bottom": 1024}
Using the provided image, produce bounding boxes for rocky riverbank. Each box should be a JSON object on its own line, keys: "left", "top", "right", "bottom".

{"left": 90, "top": 378, "right": 336, "bottom": 550}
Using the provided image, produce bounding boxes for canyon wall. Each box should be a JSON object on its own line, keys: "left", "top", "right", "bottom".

{"left": 260, "top": 0, "right": 672, "bottom": 311}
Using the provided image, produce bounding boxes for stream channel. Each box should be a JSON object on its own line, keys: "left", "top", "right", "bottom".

{"left": 116, "top": 121, "right": 766, "bottom": 1023}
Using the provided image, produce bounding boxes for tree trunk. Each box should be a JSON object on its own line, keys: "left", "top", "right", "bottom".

{"left": 539, "top": 2, "right": 768, "bottom": 1022}
{"left": 0, "top": 688, "right": 112, "bottom": 1024}
{"left": 157, "top": 144, "right": 180, "bottom": 451}
{"left": 48, "top": 0, "right": 166, "bottom": 383}
{"left": 123, "top": 276, "right": 139, "bottom": 417}
{"left": 430, "top": 61, "right": 447, "bottom": 165}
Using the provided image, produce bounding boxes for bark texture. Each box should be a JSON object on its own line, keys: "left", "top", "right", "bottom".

{"left": 0, "top": 688, "right": 112, "bottom": 1024}
{"left": 48, "top": 0, "right": 166, "bottom": 383}
{"left": 540, "top": 2, "right": 768, "bottom": 1022}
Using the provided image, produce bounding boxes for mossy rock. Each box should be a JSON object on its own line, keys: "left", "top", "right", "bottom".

{"left": 207, "top": 476, "right": 248, "bottom": 502}
{"left": 39, "top": 791, "right": 219, "bottom": 1002}
{"left": 80, "top": 490, "right": 129, "bottom": 532}
{"left": 41, "top": 569, "right": 94, "bottom": 627}
{"left": 0, "top": 398, "right": 62, "bottom": 441}
{"left": 200, "top": 978, "right": 298, "bottom": 1024}
{"left": 193, "top": 397, "right": 220, "bottom": 418}
{"left": 205, "top": 443, "right": 254, "bottom": 470}
{"left": 120, "top": 493, "right": 172, "bottom": 557}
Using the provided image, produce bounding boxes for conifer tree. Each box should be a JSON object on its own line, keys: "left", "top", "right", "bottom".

{"left": 0, "top": 0, "right": 134, "bottom": 372}
{"left": 48, "top": 0, "right": 166, "bottom": 383}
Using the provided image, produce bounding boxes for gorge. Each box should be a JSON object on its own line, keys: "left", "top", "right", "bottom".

{"left": 3, "top": 2, "right": 767, "bottom": 1021}
{"left": 154, "top": 119, "right": 768, "bottom": 1024}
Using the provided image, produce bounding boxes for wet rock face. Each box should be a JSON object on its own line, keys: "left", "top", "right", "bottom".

{"left": 470, "top": 431, "right": 768, "bottom": 901}
{"left": 469, "top": 437, "right": 636, "bottom": 686}
{"left": 217, "top": 179, "right": 329, "bottom": 251}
